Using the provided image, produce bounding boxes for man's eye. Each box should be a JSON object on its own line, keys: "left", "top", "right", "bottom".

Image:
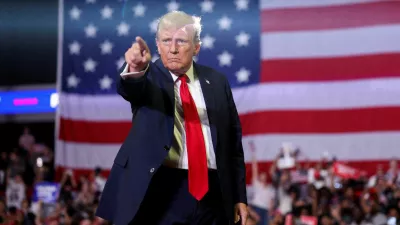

{"left": 177, "top": 40, "right": 187, "bottom": 44}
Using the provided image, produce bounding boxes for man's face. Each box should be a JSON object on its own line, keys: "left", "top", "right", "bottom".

{"left": 156, "top": 25, "right": 200, "bottom": 75}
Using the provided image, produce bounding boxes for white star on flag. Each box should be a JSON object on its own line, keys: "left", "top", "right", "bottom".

{"left": 101, "top": 5, "right": 113, "bottom": 19}
{"left": 166, "top": 0, "right": 180, "bottom": 12}
{"left": 86, "top": 0, "right": 96, "bottom": 3}
{"left": 235, "top": 67, "right": 250, "bottom": 83}
{"left": 67, "top": 74, "right": 80, "bottom": 88}
{"left": 217, "top": 51, "right": 233, "bottom": 67}
{"left": 116, "top": 57, "right": 125, "bottom": 70}
{"left": 235, "top": 0, "right": 249, "bottom": 11}
{"left": 199, "top": 0, "right": 214, "bottom": 13}
{"left": 84, "top": 24, "right": 97, "bottom": 38}
{"left": 69, "top": 41, "right": 81, "bottom": 55}
{"left": 133, "top": 2, "right": 146, "bottom": 17}
{"left": 235, "top": 31, "right": 250, "bottom": 47}
{"left": 117, "top": 22, "right": 130, "bottom": 36}
{"left": 69, "top": 6, "right": 82, "bottom": 20}
{"left": 100, "top": 40, "right": 113, "bottom": 54}
{"left": 99, "top": 75, "right": 113, "bottom": 90}
{"left": 202, "top": 34, "right": 215, "bottom": 49}
{"left": 218, "top": 16, "right": 232, "bottom": 30}
{"left": 83, "top": 58, "right": 97, "bottom": 72}
{"left": 149, "top": 19, "right": 158, "bottom": 33}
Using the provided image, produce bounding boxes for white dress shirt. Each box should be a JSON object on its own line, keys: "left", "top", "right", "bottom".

{"left": 121, "top": 62, "right": 217, "bottom": 169}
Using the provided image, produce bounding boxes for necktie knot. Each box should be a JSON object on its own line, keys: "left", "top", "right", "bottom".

{"left": 178, "top": 74, "right": 189, "bottom": 83}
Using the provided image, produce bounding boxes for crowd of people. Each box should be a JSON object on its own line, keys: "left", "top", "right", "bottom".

{"left": 247, "top": 146, "right": 400, "bottom": 225}
{"left": 1, "top": 127, "right": 399, "bottom": 225}
{"left": 0, "top": 127, "right": 108, "bottom": 225}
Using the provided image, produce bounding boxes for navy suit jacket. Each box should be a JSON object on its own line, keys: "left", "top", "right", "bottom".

{"left": 95, "top": 59, "right": 247, "bottom": 225}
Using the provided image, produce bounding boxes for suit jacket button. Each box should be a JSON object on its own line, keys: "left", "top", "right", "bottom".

{"left": 150, "top": 168, "right": 155, "bottom": 173}
{"left": 164, "top": 145, "right": 170, "bottom": 151}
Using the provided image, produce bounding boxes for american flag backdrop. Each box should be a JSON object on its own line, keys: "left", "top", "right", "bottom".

{"left": 55, "top": 0, "right": 400, "bottom": 183}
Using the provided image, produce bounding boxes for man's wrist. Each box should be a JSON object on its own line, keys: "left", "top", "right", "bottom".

{"left": 121, "top": 64, "right": 149, "bottom": 78}
{"left": 128, "top": 64, "right": 148, "bottom": 73}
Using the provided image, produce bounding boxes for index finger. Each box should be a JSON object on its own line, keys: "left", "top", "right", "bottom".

{"left": 135, "top": 36, "right": 148, "bottom": 51}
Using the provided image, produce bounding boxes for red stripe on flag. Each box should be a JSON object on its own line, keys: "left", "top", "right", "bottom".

{"left": 261, "top": 53, "right": 400, "bottom": 82}
{"left": 59, "top": 118, "right": 131, "bottom": 143}
{"left": 59, "top": 107, "right": 400, "bottom": 143}
{"left": 262, "top": 1, "right": 400, "bottom": 32}
{"left": 240, "top": 107, "right": 400, "bottom": 135}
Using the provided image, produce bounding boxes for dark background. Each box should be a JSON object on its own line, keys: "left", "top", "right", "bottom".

{"left": 0, "top": 122, "right": 55, "bottom": 152}
{"left": 0, "top": 0, "right": 58, "bottom": 86}
{"left": 0, "top": 0, "right": 58, "bottom": 152}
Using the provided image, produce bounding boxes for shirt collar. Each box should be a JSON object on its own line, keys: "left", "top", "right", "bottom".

{"left": 170, "top": 62, "right": 195, "bottom": 83}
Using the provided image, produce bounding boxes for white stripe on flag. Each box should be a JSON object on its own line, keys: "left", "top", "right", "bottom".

{"left": 59, "top": 78, "right": 400, "bottom": 121}
{"left": 234, "top": 78, "right": 400, "bottom": 114}
{"left": 55, "top": 140, "right": 119, "bottom": 169}
{"left": 58, "top": 93, "right": 132, "bottom": 121}
{"left": 261, "top": 24, "right": 400, "bottom": 59}
{"left": 242, "top": 131, "right": 400, "bottom": 162}
{"left": 56, "top": 131, "right": 400, "bottom": 169}
{"left": 261, "top": 0, "right": 381, "bottom": 10}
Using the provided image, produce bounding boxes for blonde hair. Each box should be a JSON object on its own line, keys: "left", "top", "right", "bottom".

{"left": 156, "top": 11, "right": 202, "bottom": 44}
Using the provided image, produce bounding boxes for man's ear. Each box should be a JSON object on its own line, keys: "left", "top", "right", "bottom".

{"left": 194, "top": 43, "right": 200, "bottom": 56}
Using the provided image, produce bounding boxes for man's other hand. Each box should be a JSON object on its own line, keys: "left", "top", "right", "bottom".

{"left": 125, "top": 36, "right": 151, "bottom": 72}
{"left": 234, "top": 203, "right": 248, "bottom": 225}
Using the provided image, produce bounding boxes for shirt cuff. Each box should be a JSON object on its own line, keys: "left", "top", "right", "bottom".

{"left": 120, "top": 64, "right": 149, "bottom": 79}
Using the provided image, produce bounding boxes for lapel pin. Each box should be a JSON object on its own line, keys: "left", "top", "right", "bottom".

{"left": 205, "top": 79, "right": 210, "bottom": 84}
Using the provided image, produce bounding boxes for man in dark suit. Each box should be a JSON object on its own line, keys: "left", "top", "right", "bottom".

{"left": 96, "top": 11, "right": 248, "bottom": 225}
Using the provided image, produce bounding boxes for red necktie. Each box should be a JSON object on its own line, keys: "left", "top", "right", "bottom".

{"left": 179, "top": 75, "right": 208, "bottom": 200}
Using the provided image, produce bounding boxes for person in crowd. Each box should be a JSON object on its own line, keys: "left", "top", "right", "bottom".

{"left": 0, "top": 152, "right": 8, "bottom": 196}
{"left": 0, "top": 200, "right": 6, "bottom": 223}
{"left": 18, "top": 127, "right": 35, "bottom": 152}
{"left": 249, "top": 144, "right": 275, "bottom": 225}
{"left": 6, "top": 174, "right": 26, "bottom": 210}
{"left": 75, "top": 180, "right": 94, "bottom": 207}
{"left": 367, "top": 164, "right": 385, "bottom": 188}
{"left": 386, "top": 159, "right": 400, "bottom": 186}
{"left": 91, "top": 167, "right": 106, "bottom": 199}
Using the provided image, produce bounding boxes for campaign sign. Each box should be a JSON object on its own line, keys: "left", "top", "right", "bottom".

{"left": 333, "top": 162, "right": 361, "bottom": 179}
{"left": 32, "top": 182, "right": 60, "bottom": 203}
{"left": 300, "top": 216, "right": 318, "bottom": 225}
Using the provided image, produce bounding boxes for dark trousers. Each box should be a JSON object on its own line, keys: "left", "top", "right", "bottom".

{"left": 129, "top": 165, "right": 229, "bottom": 225}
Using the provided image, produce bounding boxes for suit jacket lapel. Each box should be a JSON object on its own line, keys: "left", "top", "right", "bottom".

{"left": 154, "top": 59, "right": 173, "bottom": 82}
{"left": 194, "top": 62, "right": 218, "bottom": 153}
{"left": 154, "top": 59, "right": 175, "bottom": 147}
